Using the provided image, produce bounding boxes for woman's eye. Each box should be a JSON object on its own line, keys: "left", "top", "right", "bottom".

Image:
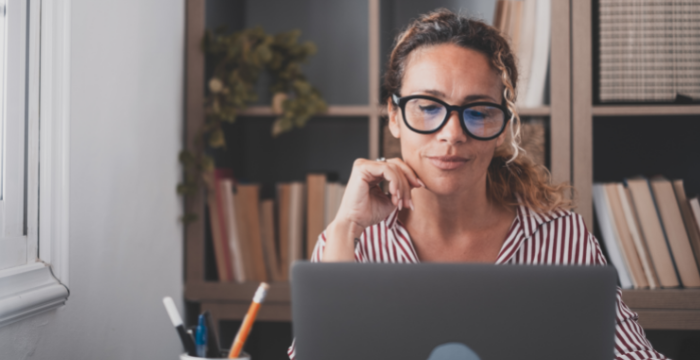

{"left": 465, "top": 110, "right": 486, "bottom": 119}
{"left": 419, "top": 105, "right": 441, "bottom": 114}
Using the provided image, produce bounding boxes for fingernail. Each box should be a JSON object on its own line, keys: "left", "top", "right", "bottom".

{"left": 417, "top": 179, "right": 426, "bottom": 188}
{"left": 398, "top": 200, "right": 403, "bottom": 211}
{"left": 409, "top": 199, "right": 415, "bottom": 211}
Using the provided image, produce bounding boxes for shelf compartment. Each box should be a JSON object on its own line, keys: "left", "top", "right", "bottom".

{"left": 593, "top": 105, "right": 700, "bottom": 117}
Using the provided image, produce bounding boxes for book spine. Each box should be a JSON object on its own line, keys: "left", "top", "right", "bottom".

{"left": 619, "top": 185, "right": 659, "bottom": 289}
{"left": 593, "top": 184, "right": 634, "bottom": 289}
{"left": 222, "top": 179, "right": 247, "bottom": 283}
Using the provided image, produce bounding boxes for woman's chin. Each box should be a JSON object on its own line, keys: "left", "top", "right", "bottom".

{"left": 421, "top": 178, "right": 471, "bottom": 197}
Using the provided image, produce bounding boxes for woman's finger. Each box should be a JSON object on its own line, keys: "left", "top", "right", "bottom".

{"left": 387, "top": 158, "right": 423, "bottom": 189}
{"left": 387, "top": 162, "right": 412, "bottom": 210}
{"left": 361, "top": 160, "right": 403, "bottom": 209}
{"left": 387, "top": 159, "right": 422, "bottom": 210}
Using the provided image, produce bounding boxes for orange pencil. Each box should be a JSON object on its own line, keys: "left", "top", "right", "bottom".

{"left": 228, "top": 282, "right": 270, "bottom": 358}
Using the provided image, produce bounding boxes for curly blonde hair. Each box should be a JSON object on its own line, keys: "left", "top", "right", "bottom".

{"left": 384, "top": 8, "right": 573, "bottom": 213}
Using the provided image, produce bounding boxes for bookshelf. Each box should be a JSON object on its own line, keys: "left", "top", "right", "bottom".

{"left": 184, "top": 0, "right": 699, "bottom": 344}
{"left": 572, "top": 0, "right": 700, "bottom": 332}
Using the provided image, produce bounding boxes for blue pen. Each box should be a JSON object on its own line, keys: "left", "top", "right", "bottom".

{"left": 195, "top": 314, "right": 208, "bottom": 357}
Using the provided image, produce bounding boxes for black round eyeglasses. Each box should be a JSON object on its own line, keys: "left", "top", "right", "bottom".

{"left": 392, "top": 94, "right": 511, "bottom": 141}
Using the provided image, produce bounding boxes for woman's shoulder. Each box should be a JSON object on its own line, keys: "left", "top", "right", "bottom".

{"left": 515, "top": 204, "right": 590, "bottom": 238}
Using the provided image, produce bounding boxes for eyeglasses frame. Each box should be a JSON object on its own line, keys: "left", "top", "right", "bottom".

{"left": 391, "top": 93, "right": 512, "bottom": 141}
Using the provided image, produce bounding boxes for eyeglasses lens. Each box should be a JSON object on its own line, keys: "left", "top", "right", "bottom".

{"left": 405, "top": 98, "right": 447, "bottom": 132}
{"left": 462, "top": 105, "right": 505, "bottom": 138}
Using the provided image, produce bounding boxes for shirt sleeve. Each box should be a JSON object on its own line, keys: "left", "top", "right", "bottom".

{"left": 584, "top": 220, "right": 667, "bottom": 360}
{"left": 309, "top": 230, "right": 367, "bottom": 263}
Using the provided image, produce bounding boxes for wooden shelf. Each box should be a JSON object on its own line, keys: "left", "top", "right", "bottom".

{"left": 240, "top": 105, "right": 372, "bottom": 117}
{"left": 187, "top": 281, "right": 700, "bottom": 329}
{"left": 622, "top": 289, "right": 700, "bottom": 330}
{"left": 241, "top": 105, "right": 552, "bottom": 118}
{"left": 622, "top": 289, "right": 700, "bottom": 310}
{"left": 518, "top": 106, "right": 550, "bottom": 117}
{"left": 185, "top": 281, "right": 291, "bottom": 303}
{"left": 592, "top": 105, "right": 700, "bottom": 117}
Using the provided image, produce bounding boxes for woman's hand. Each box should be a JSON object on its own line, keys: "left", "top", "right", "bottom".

{"left": 323, "top": 158, "right": 423, "bottom": 261}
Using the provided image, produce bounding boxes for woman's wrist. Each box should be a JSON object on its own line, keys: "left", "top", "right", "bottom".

{"left": 328, "top": 218, "right": 365, "bottom": 242}
{"left": 323, "top": 218, "right": 365, "bottom": 262}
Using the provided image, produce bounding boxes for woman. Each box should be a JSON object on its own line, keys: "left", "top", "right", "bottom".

{"left": 289, "top": 9, "right": 665, "bottom": 360}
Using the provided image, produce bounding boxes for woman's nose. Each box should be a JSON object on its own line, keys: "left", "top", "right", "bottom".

{"left": 436, "top": 110, "right": 468, "bottom": 144}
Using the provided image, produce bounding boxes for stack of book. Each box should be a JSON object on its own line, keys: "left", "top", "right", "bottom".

{"left": 205, "top": 170, "right": 345, "bottom": 283}
{"left": 493, "top": 0, "right": 551, "bottom": 108}
{"left": 598, "top": 0, "right": 700, "bottom": 102}
{"left": 593, "top": 177, "right": 700, "bottom": 289}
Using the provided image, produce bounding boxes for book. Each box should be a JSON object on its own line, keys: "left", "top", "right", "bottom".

{"left": 235, "top": 184, "right": 269, "bottom": 282}
{"left": 650, "top": 177, "right": 700, "bottom": 287}
{"left": 260, "top": 199, "right": 281, "bottom": 282}
{"left": 625, "top": 177, "right": 680, "bottom": 288}
{"left": 522, "top": 0, "right": 550, "bottom": 107}
{"left": 306, "top": 174, "right": 327, "bottom": 259}
{"left": 507, "top": 0, "right": 523, "bottom": 55}
{"left": 674, "top": 181, "right": 700, "bottom": 270}
{"left": 593, "top": 183, "right": 634, "bottom": 288}
{"left": 277, "top": 183, "right": 292, "bottom": 280}
{"left": 690, "top": 197, "right": 700, "bottom": 243}
{"left": 493, "top": 0, "right": 550, "bottom": 107}
{"left": 605, "top": 183, "right": 649, "bottom": 288}
{"left": 204, "top": 170, "right": 234, "bottom": 282}
{"left": 325, "top": 182, "right": 345, "bottom": 227}
{"left": 221, "top": 178, "right": 246, "bottom": 283}
{"left": 289, "top": 182, "right": 306, "bottom": 271}
{"left": 620, "top": 186, "right": 660, "bottom": 289}
{"left": 493, "top": 1, "right": 503, "bottom": 29}
{"left": 516, "top": 0, "right": 536, "bottom": 107}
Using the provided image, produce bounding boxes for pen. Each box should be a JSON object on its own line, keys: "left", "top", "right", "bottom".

{"left": 228, "top": 282, "right": 270, "bottom": 358}
{"left": 196, "top": 314, "right": 208, "bottom": 357}
{"left": 203, "top": 311, "right": 222, "bottom": 358}
{"left": 163, "top": 296, "right": 197, "bottom": 356}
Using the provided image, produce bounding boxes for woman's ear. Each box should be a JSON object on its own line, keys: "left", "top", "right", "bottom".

{"left": 387, "top": 99, "right": 401, "bottom": 139}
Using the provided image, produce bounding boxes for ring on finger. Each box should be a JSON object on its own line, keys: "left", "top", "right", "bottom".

{"left": 376, "top": 157, "right": 386, "bottom": 162}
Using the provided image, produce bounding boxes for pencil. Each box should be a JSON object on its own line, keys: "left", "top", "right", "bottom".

{"left": 228, "top": 282, "right": 270, "bottom": 358}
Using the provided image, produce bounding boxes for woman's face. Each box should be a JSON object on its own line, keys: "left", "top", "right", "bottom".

{"left": 388, "top": 43, "right": 506, "bottom": 196}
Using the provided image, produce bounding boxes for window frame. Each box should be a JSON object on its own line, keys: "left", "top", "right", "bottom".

{"left": 0, "top": 0, "right": 70, "bottom": 328}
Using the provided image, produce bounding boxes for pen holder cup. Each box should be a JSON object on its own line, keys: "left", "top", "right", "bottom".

{"left": 180, "top": 351, "right": 250, "bottom": 360}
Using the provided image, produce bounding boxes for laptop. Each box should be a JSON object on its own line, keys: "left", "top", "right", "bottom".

{"left": 291, "top": 262, "right": 618, "bottom": 360}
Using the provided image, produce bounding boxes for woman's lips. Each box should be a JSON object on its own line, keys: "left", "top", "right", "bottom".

{"left": 427, "top": 155, "right": 469, "bottom": 170}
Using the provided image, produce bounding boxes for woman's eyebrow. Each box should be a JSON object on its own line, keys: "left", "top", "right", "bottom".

{"left": 463, "top": 94, "right": 498, "bottom": 103}
{"left": 418, "top": 89, "right": 498, "bottom": 103}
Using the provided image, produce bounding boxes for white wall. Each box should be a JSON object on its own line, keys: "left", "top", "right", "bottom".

{"left": 0, "top": 1, "right": 186, "bottom": 359}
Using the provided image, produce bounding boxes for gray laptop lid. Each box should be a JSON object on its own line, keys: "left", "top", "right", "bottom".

{"left": 291, "top": 262, "right": 617, "bottom": 360}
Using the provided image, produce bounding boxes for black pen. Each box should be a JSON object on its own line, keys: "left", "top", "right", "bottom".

{"left": 163, "top": 296, "right": 197, "bottom": 356}
{"left": 203, "top": 311, "right": 222, "bottom": 357}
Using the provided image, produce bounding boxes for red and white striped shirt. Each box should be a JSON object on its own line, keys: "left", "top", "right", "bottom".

{"left": 288, "top": 205, "right": 666, "bottom": 360}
